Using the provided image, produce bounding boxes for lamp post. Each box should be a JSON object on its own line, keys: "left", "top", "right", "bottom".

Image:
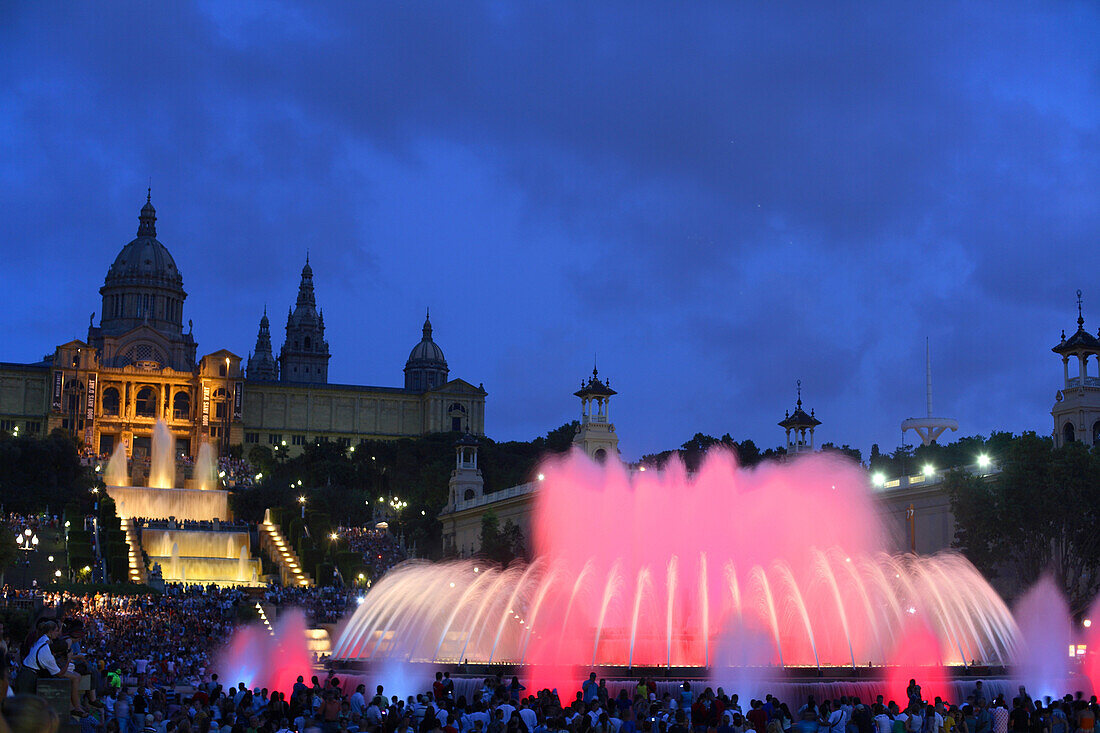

{"left": 15, "top": 528, "right": 39, "bottom": 590}
{"left": 298, "top": 495, "right": 307, "bottom": 519}
{"left": 223, "top": 357, "right": 231, "bottom": 455}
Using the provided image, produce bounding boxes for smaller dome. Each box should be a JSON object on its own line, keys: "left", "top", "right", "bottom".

{"left": 408, "top": 339, "right": 445, "bottom": 364}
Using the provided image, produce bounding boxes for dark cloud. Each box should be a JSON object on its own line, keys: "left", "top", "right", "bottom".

{"left": 1, "top": 1, "right": 1097, "bottom": 458}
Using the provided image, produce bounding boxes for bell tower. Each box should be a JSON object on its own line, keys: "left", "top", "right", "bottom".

{"left": 778, "top": 380, "right": 821, "bottom": 454}
{"left": 572, "top": 366, "right": 619, "bottom": 462}
{"left": 1052, "top": 290, "right": 1100, "bottom": 447}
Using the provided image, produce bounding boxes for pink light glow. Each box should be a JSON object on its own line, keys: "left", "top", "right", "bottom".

{"left": 216, "top": 609, "right": 312, "bottom": 694}
{"left": 332, "top": 449, "right": 1017, "bottom": 688}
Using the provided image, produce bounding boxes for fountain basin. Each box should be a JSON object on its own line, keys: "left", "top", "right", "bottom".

{"left": 106, "top": 485, "right": 229, "bottom": 522}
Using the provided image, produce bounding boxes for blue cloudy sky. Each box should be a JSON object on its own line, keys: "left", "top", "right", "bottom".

{"left": 1, "top": 2, "right": 1098, "bottom": 459}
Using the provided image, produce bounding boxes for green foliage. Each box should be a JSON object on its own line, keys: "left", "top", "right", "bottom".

{"left": 0, "top": 527, "right": 17, "bottom": 576}
{"left": 0, "top": 430, "right": 95, "bottom": 513}
{"left": 948, "top": 433, "right": 1100, "bottom": 611}
{"left": 478, "top": 510, "right": 526, "bottom": 565}
{"left": 240, "top": 422, "right": 580, "bottom": 560}
{"left": 66, "top": 529, "right": 91, "bottom": 545}
{"left": 639, "top": 433, "right": 786, "bottom": 471}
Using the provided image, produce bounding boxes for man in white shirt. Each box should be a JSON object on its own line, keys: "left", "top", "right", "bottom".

{"left": 22, "top": 628, "right": 61, "bottom": 676}
{"left": 519, "top": 701, "right": 538, "bottom": 731}
{"left": 873, "top": 706, "right": 894, "bottom": 733}
{"left": 822, "top": 702, "right": 846, "bottom": 733}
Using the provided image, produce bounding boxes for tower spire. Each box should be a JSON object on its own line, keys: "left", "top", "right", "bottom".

{"left": 137, "top": 190, "right": 157, "bottom": 237}
{"left": 1078, "top": 289, "right": 1085, "bottom": 328}
{"left": 926, "top": 337, "right": 933, "bottom": 417}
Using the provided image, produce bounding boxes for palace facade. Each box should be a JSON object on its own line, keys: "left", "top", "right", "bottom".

{"left": 0, "top": 195, "right": 485, "bottom": 459}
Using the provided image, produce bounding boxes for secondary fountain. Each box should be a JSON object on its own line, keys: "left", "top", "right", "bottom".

{"left": 332, "top": 449, "right": 1022, "bottom": 696}
{"left": 105, "top": 419, "right": 228, "bottom": 521}
{"left": 103, "top": 419, "right": 262, "bottom": 586}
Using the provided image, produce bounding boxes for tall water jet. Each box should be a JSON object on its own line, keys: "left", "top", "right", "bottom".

{"left": 1012, "top": 576, "right": 1072, "bottom": 698}
{"left": 105, "top": 442, "right": 130, "bottom": 487}
{"left": 148, "top": 419, "right": 176, "bottom": 489}
{"left": 170, "top": 542, "right": 180, "bottom": 578}
{"left": 238, "top": 546, "right": 250, "bottom": 582}
{"left": 195, "top": 442, "right": 217, "bottom": 491}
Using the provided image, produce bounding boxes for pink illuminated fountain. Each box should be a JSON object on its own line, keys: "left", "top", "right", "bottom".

{"left": 332, "top": 450, "right": 1019, "bottom": 690}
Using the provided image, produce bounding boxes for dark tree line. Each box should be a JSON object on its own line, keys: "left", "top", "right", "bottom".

{"left": 945, "top": 432, "right": 1100, "bottom": 612}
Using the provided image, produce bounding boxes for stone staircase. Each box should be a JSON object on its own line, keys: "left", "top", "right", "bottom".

{"left": 259, "top": 509, "right": 313, "bottom": 587}
{"left": 119, "top": 517, "right": 147, "bottom": 584}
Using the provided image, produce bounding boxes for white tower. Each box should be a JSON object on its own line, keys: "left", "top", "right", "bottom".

{"left": 1052, "top": 290, "right": 1100, "bottom": 447}
{"left": 572, "top": 367, "right": 619, "bottom": 462}
{"left": 901, "top": 339, "right": 958, "bottom": 446}
{"left": 446, "top": 433, "right": 484, "bottom": 508}
{"left": 778, "top": 380, "right": 821, "bottom": 454}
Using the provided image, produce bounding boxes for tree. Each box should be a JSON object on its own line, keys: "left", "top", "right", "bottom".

{"left": 948, "top": 432, "right": 1100, "bottom": 611}
{"left": 478, "top": 510, "right": 526, "bottom": 565}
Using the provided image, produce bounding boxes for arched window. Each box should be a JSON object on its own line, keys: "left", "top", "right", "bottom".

{"left": 102, "top": 387, "right": 120, "bottom": 416}
{"left": 593, "top": 448, "right": 608, "bottom": 463}
{"left": 1063, "top": 422, "right": 1076, "bottom": 444}
{"left": 63, "top": 379, "right": 84, "bottom": 412}
{"left": 304, "top": 336, "right": 312, "bottom": 350}
{"left": 1093, "top": 420, "right": 1100, "bottom": 445}
{"left": 463, "top": 489, "right": 476, "bottom": 501}
{"left": 173, "top": 391, "right": 191, "bottom": 420}
{"left": 213, "top": 387, "right": 228, "bottom": 419}
{"left": 135, "top": 387, "right": 156, "bottom": 417}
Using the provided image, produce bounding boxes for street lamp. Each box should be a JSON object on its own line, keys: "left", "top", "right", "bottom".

{"left": 15, "top": 528, "right": 39, "bottom": 590}
{"left": 298, "top": 495, "right": 307, "bottom": 519}
{"left": 223, "top": 356, "right": 231, "bottom": 454}
{"left": 922, "top": 464, "right": 935, "bottom": 478}
{"left": 977, "top": 454, "right": 991, "bottom": 470}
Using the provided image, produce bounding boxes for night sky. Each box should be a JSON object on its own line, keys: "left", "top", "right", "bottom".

{"left": 2, "top": 2, "right": 1098, "bottom": 460}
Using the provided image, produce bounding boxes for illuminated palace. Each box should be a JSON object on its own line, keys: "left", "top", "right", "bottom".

{"left": 0, "top": 195, "right": 486, "bottom": 459}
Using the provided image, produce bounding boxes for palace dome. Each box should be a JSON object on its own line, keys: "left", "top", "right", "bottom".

{"left": 406, "top": 312, "right": 446, "bottom": 366}
{"left": 104, "top": 196, "right": 183, "bottom": 290}
{"left": 97, "top": 193, "right": 188, "bottom": 339}
{"left": 404, "top": 311, "right": 448, "bottom": 391}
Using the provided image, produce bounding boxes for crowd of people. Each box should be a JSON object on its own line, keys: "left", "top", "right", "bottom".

{"left": 339, "top": 528, "right": 407, "bottom": 579}
{"left": 5, "top": 592, "right": 1100, "bottom": 733}
{"left": 262, "top": 585, "right": 355, "bottom": 626}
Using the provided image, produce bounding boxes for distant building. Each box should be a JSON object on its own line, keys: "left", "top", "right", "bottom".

{"left": 778, "top": 380, "right": 820, "bottom": 455}
{"left": 0, "top": 195, "right": 486, "bottom": 457}
{"left": 1052, "top": 290, "right": 1100, "bottom": 447}
{"left": 438, "top": 367, "right": 621, "bottom": 557}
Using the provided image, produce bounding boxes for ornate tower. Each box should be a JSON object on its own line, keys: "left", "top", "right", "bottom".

{"left": 1052, "top": 290, "right": 1100, "bottom": 447}
{"left": 404, "top": 310, "right": 449, "bottom": 391}
{"left": 246, "top": 307, "right": 278, "bottom": 381}
{"left": 279, "top": 255, "right": 330, "bottom": 384}
{"left": 778, "top": 380, "right": 821, "bottom": 454}
{"left": 572, "top": 366, "right": 619, "bottom": 462}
